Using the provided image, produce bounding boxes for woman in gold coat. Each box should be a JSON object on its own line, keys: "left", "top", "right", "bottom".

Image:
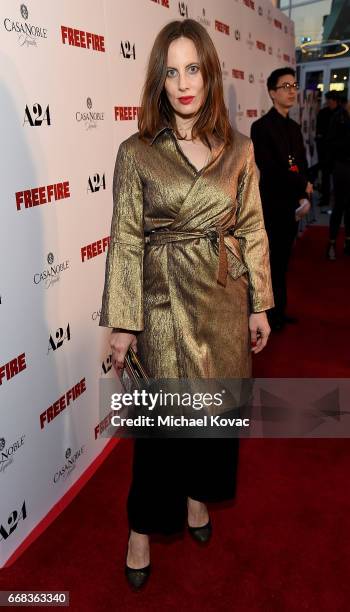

{"left": 100, "top": 19, "right": 274, "bottom": 589}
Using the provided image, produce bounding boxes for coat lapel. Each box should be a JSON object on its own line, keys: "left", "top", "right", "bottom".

{"left": 170, "top": 138, "right": 230, "bottom": 230}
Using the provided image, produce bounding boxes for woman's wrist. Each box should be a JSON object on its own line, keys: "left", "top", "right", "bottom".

{"left": 111, "top": 327, "right": 138, "bottom": 335}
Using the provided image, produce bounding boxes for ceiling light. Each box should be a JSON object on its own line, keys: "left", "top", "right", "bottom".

{"left": 324, "top": 43, "right": 349, "bottom": 58}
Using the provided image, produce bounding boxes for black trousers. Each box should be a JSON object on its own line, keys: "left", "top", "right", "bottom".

{"left": 319, "top": 163, "right": 331, "bottom": 208}
{"left": 266, "top": 219, "right": 298, "bottom": 322}
{"left": 127, "top": 436, "right": 239, "bottom": 535}
{"left": 330, "top": 160, "right": 350, "bottom": 241}
{"left": 316, "top": 143, "right": 331, "bottom": 208}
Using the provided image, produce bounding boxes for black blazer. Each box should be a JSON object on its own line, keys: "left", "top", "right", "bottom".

{"left": 251, "top": 107, "right": 308, "bottom": 226}
{"left": 325, "top": 107, "right": 350, "bottom": 165}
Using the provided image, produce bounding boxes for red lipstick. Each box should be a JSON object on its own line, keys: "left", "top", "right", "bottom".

{"left": 178, "top": 96, "right": 195, "bottom": 105}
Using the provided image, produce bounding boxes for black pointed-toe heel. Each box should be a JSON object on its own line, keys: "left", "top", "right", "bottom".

{"left": 188, "top": 519, "right": 212, "bottom": 544}
{"left": 125, "top": 563, "right": 151, "bottom": 590}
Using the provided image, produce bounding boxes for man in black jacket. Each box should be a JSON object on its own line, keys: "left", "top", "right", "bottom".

{"left": 316, "top": 91, "right": 340, "bottom": 210}
{"left": 251, "top": 67, "right": 312, "bottom": 330}
{"left": 325, "top": 103, "right": 350, "bottom": 259}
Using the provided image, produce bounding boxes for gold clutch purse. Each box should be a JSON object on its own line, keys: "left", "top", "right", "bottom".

{"left": 122, "top": 347, "right": 150, "bottom": 391}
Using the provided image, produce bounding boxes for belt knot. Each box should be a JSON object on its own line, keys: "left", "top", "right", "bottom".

{"left": 144, "top": 227, "right": 235, "bottom": 287}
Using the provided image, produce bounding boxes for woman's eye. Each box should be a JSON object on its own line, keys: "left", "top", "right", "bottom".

{"left": 188, "top": 65, "right": 199, "bottom": 74}
{"left": 166, "top": 69, "right": 177, "bottom": 78}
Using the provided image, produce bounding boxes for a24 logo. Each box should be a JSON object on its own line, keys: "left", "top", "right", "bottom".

{"left": 0, "top": 501, "right": 27, "bottom": 541}
{"left": 24, "top": 103, "right": 51, "bottom": 126}
{"left": 48, "top": 324, "right": 71, "bottom": 353}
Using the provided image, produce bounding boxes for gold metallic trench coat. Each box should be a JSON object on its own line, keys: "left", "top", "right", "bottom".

{"left": 100, "top": 127, "right": 274, "bottom": 378}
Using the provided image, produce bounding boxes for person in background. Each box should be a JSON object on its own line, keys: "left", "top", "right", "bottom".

{"left": 316, "top": 91, "right": 340, "bottom": 212}
{"left": 340, "top": 93, "right": 350, "bottom": 113}
{"left": 325, "top": 99, "right": 350, "bottom": 260}
{"left": 251, "top": 67, "right": 312, "bottom": 332}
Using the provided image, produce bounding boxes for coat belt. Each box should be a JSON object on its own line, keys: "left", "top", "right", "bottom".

{"left": 144, "top": 228, "right": 235, "bottom": 287}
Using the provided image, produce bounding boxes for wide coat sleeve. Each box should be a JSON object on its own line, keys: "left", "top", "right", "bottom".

{"left": 99, "top": 139, "right": 144, "bottom": 330}
{"left": 233, "top": 140, "right": 274, "bottom": 313}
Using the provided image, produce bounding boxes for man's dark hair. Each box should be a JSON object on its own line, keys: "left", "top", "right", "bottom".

{"left": 267, "top": 67, "right": 295, "bottom": 91}
{"left": 325, "top": 90, "right": 340, "bottom": 102}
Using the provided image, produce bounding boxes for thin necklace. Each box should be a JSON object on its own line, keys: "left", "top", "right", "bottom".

{"left": 176, "top": 134, "right": 192, "bottom": 141}
{"left": 175, "top": 135, "right": 212, "bottom": 168}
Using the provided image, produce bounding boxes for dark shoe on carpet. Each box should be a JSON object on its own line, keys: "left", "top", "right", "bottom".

{"left": 125, "top": 530, "right": 151, "bottom": 590}
{"left": 188, "top": 519, "right": 212, "bottom": 544}
{"left": 125, "top": 564, "right": 151, "bottom": 590}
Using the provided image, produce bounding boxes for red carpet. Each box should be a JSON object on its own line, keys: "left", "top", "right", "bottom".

{"left": 2, "top": 225, "right": 350, "bottom": 611}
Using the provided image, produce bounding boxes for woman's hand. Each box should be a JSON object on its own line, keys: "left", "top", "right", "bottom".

{"left": 110, "top": 330, "right": 137, "bottom": 376}
{"left": 249, "top": 312, "right": 270, "bottom": 354}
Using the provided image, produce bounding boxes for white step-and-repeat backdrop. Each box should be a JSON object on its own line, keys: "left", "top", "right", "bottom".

{"left": 0, "top": 0, "right": 294, "bottom": 567}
